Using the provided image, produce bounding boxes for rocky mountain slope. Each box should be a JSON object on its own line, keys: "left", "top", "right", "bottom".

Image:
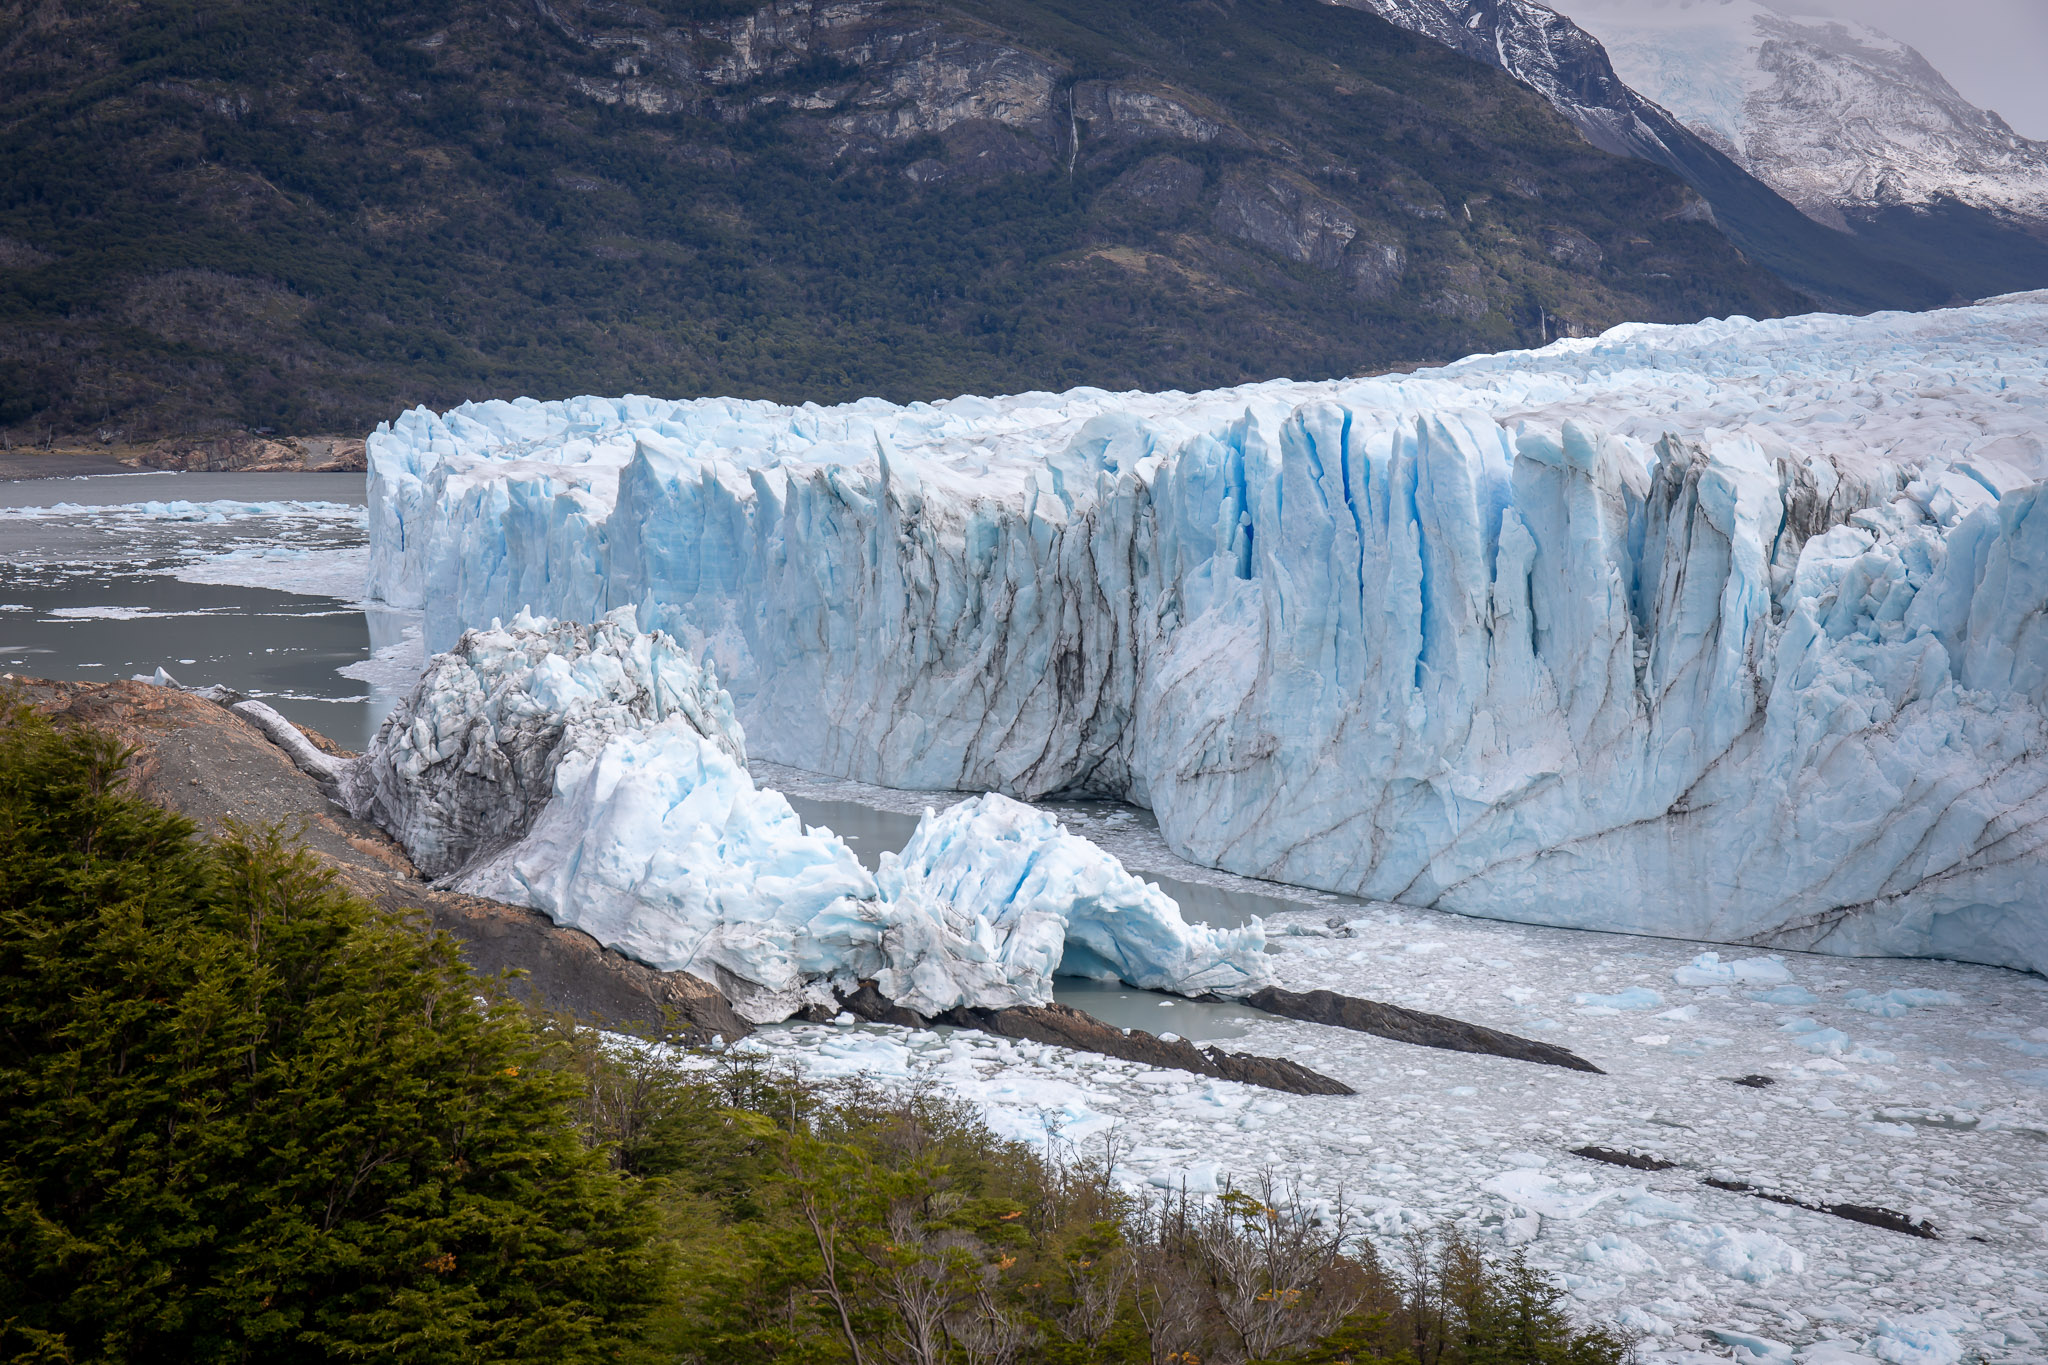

{"left": 1576, "top": 0, "right": 2048, "bottom": 227}
{"left": 1347, "top": 0, "right": 2048, "bottom": 306}
{"left": 0, "top": 0, "right": 1803, "bottom": 439}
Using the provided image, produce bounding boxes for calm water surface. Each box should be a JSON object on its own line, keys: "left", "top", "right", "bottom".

{"left": 0, "top": 471, "right": 395, "bottom": 746}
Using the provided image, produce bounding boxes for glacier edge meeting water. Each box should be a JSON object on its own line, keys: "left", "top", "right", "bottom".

{"left": 339, "top": 610, "right": 1272, "bottom": 1022}
{"left": 361, "top": 295, "right": 2048, "bottom": 975}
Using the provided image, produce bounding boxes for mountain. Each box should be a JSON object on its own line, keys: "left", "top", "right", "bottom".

{"left": 1346, "top": 0, "right": 2048, "bottom": 305}
{"left": 1574, "top": 0, "right": 2048, "bottom": 227}
{"left": 0, "top": 0, "right": 1806, "bottom": 440}
{"left": 1564, "top": 0, "right": 2048, "bottom": 300}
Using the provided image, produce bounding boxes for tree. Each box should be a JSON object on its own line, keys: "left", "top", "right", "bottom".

{"left": 0, "top": 703, "right": 661, "bottom": 1363}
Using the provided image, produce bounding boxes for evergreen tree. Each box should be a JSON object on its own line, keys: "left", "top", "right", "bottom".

{"left": 0, "top": 703, "right": 662, "bottom": 1363}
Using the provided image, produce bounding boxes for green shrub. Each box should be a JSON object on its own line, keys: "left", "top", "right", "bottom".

{"left": 0, "top": 701, "right": 1629, "bottom": 1365}
{"left": 0, "top": 704, "right": 662, "bottom": 1363}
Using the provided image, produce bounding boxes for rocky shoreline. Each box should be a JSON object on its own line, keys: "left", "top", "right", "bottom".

{"left": 0, "top": 433, "right": 365, "bottom": 480}
{"left": 10, "top": 677, "right": 748, "bottom": 1041}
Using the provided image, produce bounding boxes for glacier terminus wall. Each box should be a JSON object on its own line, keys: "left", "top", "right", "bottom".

{"left": 365, "top": 296, "right": 2048, "bottom": 974}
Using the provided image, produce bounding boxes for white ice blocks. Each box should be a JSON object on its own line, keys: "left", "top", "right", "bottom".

{"left": 880, "top": 794, "right": 1273, "bottom": 1013}
{"left": 342, "top": 609, "right": 749, "bottom": 880}
{"left": 348, "top": 611, "right": 1269, "bottom": 1021}
{"left": 363, "top": 296, "right": 2048, "bottom": 973}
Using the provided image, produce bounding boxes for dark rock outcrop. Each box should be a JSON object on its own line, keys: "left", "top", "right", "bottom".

{"left": 1705, "top": 1178, "right": 1940, "bottom": 1240}
{"left": 1570, "top": 1145, "right": 1676, "bottom": 1171}
{"left": 1239, "top": 985, "right": 1602, "bottom": 1073}
{"left": 815, "top": 984, "right": 1355, "bottom": 1096}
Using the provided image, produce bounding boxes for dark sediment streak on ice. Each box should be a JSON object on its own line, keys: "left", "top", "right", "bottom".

{"left": 1704, "top": 1178, "right": 1941, "bottom": 1241}
{"left": 1232, "top": 985, "right": 1604, "bottom": 1073}
{"left": 812, "top": 984, "right": 1355, "bottom": 1096}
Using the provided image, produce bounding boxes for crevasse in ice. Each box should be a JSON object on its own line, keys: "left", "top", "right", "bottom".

{"left": 346, "top": 609, "right": 1270, "bottom": 1021}
{"left": 363, "top": 295, "right": 2048, "bottom": 973}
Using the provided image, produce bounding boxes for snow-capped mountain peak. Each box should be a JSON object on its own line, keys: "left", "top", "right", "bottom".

{"left": 1560, "top": 0, "right": 2048, "bottom": 228}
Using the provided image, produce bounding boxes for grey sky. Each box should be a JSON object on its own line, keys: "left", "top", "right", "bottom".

{"left": 1767, "top": 0, "right": 2048, "bottom": 139}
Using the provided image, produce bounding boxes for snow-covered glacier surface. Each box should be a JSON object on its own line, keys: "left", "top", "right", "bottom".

{"left": 345, "top": 610, "right": 1269, "bottom": 1021}
{"left": 364, "top": 296, "right": 2048, "bottom": 974}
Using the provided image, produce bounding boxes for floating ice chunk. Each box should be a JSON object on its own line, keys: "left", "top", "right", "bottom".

{"left": 1621, "top": 1191, "right": 1705, "bottom": 1223}
{"left": 1674, "top": 953, "right": 1794, "bottom": 986}
{"left": 1666, "top": 1224, "right": 1805, "bottom": 1285}
{"left": 1970, "top": 1029, "right": 2048, "bottom": 1058}
{"left": 1577, "top": 1233, "right": 1664, "bottom": 1275}
{"left": 1481, "top": 1169, "right": 1616, "bottom": 1220}
{"left": 1780, "top": 1020, "right": 1866, "bottom": 1057}
{"left": 1842, "top": 988, "right": 1959, "bottom": 1017}
{"left": 1149, "top": 1161, "right": 1225, "bottom": 1195}
{"left": 1868, "top": 1314, "right": 1972, "bottom": 1365}
{"left": 50, "top": 605, "right": 163, "bottom": 621}
{"left": 1574, "top": 987, "right": 1666, "bottom": 1012}
{"left": 1615, "top": 1306, "right": 1671, "bottom": 1337}
{"left": 1711, "top": 1329, "right": 1794, "bottom": 1361}
{"left": 1800, "top": 1347, "right": 1882, "bottom": 1365}
{"left": 1750, "top": 985, "right": 1822, "bottom": 1006}
{"left": 805, "top": 1034, "right": 916, "bottom": 1079}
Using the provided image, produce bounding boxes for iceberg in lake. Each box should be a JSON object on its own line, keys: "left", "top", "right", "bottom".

{"left": 363, "top": 295, "right": 2048, "bottom": 973}
{"left": 344, "top": 609, "right": 1269, "bottom": 1021}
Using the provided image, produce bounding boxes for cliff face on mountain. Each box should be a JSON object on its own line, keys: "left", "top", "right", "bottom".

{"left": 1346, "top": 0, "right": 2048, "bottom": 307}
{"left": 0, "top": 0, "right": 1801, "bottom": 440}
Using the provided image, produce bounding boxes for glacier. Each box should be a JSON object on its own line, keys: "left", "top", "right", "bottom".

{"left": 363, "top": 295, "right": 2048, "bottom": 974}
{"left": 343, "top": 609, "right": 1270, "bottom": 1022}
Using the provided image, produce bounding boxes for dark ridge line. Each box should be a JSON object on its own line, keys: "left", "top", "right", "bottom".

{"left": 1570, "top": 1145, "right": 1678, "bottom": 1171}
{"left": 1703, "top": 1178, "right": 1939, "bottom": 1240}
{"left": 1228, "top": 986, "right": 1604, "bottom": 1073}
{"left": 807, "top": 984, "right": 1356, "bottom": 1096}
{"left": 1566, "top": 1143, "right": 1940, "bottom": 1241}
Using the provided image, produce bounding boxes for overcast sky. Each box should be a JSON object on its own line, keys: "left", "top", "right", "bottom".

{"left": 1776, "top": 0, "right": 2048, "bottom": 139}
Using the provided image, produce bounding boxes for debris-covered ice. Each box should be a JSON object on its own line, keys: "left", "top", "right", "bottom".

{"left": 362, "top": 296, "right": 2048, "bottom": 974}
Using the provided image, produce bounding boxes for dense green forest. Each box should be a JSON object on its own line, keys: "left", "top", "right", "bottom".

{"left": 0, "top": 0, "right": 1802, "bottom": 439}
{"left": 0, "top": 701, "right": 1633, "bottom": 1364}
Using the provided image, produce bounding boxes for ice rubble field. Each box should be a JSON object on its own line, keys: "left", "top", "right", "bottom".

{"left": 734, "top": 907, "right": 2048, "bottom": 1365}
{"left": 364, "top": 295, "right": 2048, "bottom": 974}
{"left": 343, "top": 611, "right": 1270, "bottom": 1022}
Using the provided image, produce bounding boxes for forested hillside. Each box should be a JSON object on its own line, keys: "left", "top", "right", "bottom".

{"left": 0, "top": 0, "right": 1804, "bottom": 439}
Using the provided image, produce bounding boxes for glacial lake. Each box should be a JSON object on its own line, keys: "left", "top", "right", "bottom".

{"left": 0, "top": 470, "right": 408, "bottom": 748}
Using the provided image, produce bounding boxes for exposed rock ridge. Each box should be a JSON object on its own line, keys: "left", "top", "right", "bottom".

{"left": 813, "top": 984, "right": 1356, "bottom": 1096}
{"left": 1239, "top": 986, "right": 1602, "bottom": 1073}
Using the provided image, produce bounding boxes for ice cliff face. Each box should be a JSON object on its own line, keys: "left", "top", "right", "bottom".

{"left": 347, "top": 610, "right": 1269, "bottom": 1021}
{"left": 364, "top": 297, "right": 2048, "bottom": 974}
